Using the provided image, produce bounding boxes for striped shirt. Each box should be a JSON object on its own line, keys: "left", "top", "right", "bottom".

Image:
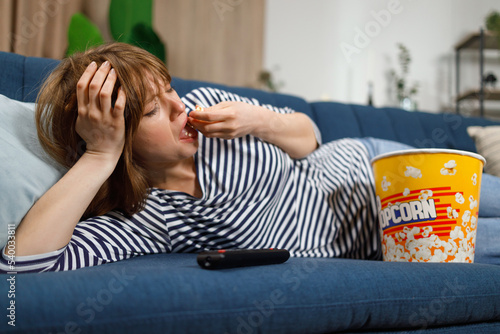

{"left": 1, "top": 88, "right": 380, "bottom": 273}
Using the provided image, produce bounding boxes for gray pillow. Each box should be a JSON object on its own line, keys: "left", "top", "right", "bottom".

{"left": 0, "top": 95, "right": 64, "bottom": 247}
{"left": 467, "top": 125, "right": 500, "bottom": 178}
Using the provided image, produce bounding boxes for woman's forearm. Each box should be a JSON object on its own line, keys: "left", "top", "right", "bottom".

{"left": 251, "top": 107, "right": 318, "bottom": 159}
{"left": 10, "top": 153, "right": 118, "bottom": 256}
{"left": 189, "top": 102, "right": 319, "bottom": 159}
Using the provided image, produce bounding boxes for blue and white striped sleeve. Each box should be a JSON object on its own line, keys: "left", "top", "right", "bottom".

{"left": 181, "top": 87, "right": 322, "bottom": 145}
{"left": 0, "top": 206, "right": 172, "bottom": 273}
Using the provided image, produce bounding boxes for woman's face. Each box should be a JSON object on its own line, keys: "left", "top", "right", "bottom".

{"left": 132, "top": 81, "right": 199, "bottom": 168}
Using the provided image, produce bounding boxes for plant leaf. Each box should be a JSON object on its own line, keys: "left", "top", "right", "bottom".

{"left": 126, "top": 23, "right": 166, "bottom": 63}
{"left": 485, "top": 11, "right": 500, "bottom": 32}
{"left": 109, "top": 0, "right": 153, "bottom": 42}
{"left": 67, "top": 13, "right": 104, "bottom": 56}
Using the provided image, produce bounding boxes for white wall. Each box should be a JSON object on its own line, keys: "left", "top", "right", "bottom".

{"left": 263, "top": 0, "right": 500, "bottom": 113}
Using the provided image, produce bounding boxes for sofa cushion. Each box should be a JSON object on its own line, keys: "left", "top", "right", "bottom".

{"left": 0, "top": 95, "right": 64, "bottom": 247}
{"left": 467, "top": 125, "right": 500, "bottom": 178}
{"left": 310, "top": 101, "right": 363, "bottom": 142}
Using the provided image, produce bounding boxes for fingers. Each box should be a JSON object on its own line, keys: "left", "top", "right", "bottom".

{"left": 113, "top": 87, "right": 126, "bottom": 118}
{"left": 189, "top": 116, "right": 234, "bottom": 139}
{"left": 99, "top": 67, "right": 117, "bottom": 113}
{"left": 189, "top": 105, "right": 228, "bottom": 123}
{"left": 188, "top": 104, "right": 233, "bottom": 137}
{"left": 188, "top": 102, "right": 257, "bottom": 139}
{"left": 77, "top": 61, "right": 120, "bottom": 119}
{"left": 88, "top": 61, "right": 112, "bottom": 111}
{"left": 76, "top": 61, "right": 97, "bottom": 110}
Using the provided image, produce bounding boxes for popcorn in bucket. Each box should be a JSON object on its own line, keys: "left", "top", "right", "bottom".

{"left": 371, "top": 149, "right": 485, "bottom": 263}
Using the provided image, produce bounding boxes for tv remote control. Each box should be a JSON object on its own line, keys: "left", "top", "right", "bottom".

{"left": 197, "top": 248, "right": 290, "bottom": 270}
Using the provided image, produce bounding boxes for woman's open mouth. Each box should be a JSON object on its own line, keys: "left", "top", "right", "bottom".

{"left": 180, "top": 122, "right": 198, "bottom": 141}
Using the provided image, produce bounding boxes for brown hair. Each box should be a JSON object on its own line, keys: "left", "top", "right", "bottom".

{"left": 35, "top": 42, "right": 171, "bottom": 219}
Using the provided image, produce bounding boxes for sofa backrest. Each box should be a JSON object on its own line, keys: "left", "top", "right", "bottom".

{"left": 1, "top": 50, "right": 498, "bottom": 153}
{"left": 0, "top": 51, "right": 59, "bottom": 103}
{"left": 309, "top": 101, "right": 500, "bottom": 152}
{"left": 0, "top": 51, "right": 311, "bottom": 112}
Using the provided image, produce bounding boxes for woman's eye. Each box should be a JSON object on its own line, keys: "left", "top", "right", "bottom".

{"left": 166, "top": 86, "right": 175, "bottom": 93}
{"left": 145, "top": 105, "right": 159, "bottom": 117}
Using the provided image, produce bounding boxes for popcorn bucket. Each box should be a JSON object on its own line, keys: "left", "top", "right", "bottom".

{"left": 371, "top": 149, "right": 485, "bottom": 263}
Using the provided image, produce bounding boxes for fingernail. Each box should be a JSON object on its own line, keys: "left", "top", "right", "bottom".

{"left": 89, "top": 61, "right": 96, "bottom": 68}
{"left": 102, "top": 60, "right": 109, "bottom": 67}
{"left": 110, "top": 68, "right": 115, "bottom": 75}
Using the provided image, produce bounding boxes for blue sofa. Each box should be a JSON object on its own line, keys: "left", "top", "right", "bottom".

{"left": 1, "top": 51, "right": 500, "bottom": 334}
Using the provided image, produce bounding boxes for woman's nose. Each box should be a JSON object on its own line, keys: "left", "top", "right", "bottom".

{"left": 175, "top": 100, "right": 186, "bottom": 115}
{"left": 168, "top": 95, "right": 185, "bottom": 116}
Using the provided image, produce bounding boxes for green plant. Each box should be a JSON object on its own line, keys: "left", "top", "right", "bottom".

{"left": 390, "top": 43, "right": 418, "bottom": 102}
{"left": 486, "top": 11, "right": 500, "bottom": 31}
{"left": 485, "top": 10, "right": 500, "bottom": 49}
{"left": 258, "top": 69, "right": 285, "bottom": 93}
{"left": 109, "top": 0, "right": 152, "bottom": 42}
{"left": 67, "top": 0, "right": 166, "bottom": 64}
{"left": 67, "top": 13, "right": 104, "bottom": 56}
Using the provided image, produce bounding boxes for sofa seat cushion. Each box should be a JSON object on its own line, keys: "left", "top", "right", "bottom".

{"left": 2, "top": 231, "right": 499, "bottom": 334}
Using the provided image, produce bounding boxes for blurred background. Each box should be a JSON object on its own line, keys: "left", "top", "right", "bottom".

{"left": 1, "top": 0, "right": 499, "bottom": 116}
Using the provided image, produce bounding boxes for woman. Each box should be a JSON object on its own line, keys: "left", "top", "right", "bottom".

{"left": 3, "top": 43, "right": 494, "bottom": 273}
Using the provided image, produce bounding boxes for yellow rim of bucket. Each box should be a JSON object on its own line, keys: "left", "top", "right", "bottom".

{"left": 370, "top": 148, "right": 486, "bottom": 166}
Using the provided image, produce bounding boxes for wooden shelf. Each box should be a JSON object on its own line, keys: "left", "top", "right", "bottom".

{"left": 455, "top": 29, "right": 500, "bottom": 117}
{"left": 454, "top": 30, "right": 499, "bottom": 50}
{"left": 456, "top": 88, "right": 500, "bottom": 102}
{"left": 455, "top": 108, "right": 500, "bottom": 121}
